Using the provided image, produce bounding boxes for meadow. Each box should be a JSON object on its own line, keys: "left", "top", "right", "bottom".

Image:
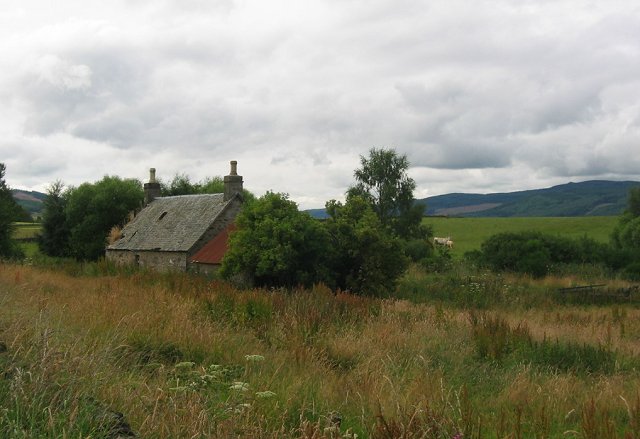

{"left": 1, "top": 259, "right": 640, "bottom": 438}
{"left": 425, "top": 216, "right": 618, "bottom": 257}
{"left": 12, "top": 222, "right": 41, "bottom": 240}
{"left": 3, "top": 216, "right": 638, "bottom": 438}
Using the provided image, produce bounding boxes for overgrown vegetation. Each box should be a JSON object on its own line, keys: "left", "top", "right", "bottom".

{"left": 0, "top": 163, "right": 25, "bottom": 260}
{"left": 222, "top": 148, "right": 429, "bottom": 295}
{"left": 2, "top": 262, "right": 640, "bottom": 437}
{"left": 461, "top": 186, "right": 640, "bottom": 280}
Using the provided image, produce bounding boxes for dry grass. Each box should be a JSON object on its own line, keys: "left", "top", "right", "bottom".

{"left": 1, "top": 263, "right": 640, "bottom": 437}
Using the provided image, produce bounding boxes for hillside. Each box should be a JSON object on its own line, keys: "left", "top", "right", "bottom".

{"left": 307, "top": 180, "right": 640, "bottom": 218}
{"left": 421, "top": 180, "right": 640, "bottom": 217}
{"left": 11, "top": 189, "right": 46, "bottom": 215}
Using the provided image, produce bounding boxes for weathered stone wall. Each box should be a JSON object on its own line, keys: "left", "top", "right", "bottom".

{"left": 106, "top": 195, "right": 243, "bottom": 273}
{"left": 188, "top": 262, "right": 220, "bottom": 277}
{"left": 106, "top": 249, "right": 188, "bottom": 272}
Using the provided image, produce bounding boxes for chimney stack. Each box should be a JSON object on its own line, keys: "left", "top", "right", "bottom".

{"left": 144, "top": 167, "right": 161, "bottom": 205}
{"left": 224, "top": 160, "right": 243, "bottom": 201}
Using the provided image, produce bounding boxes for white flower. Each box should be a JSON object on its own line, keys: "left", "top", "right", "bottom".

{"left": 244, "top": 354, "right": 265, "bottom": 362}
{"left": 255, "top": 390, "right": 277, "bottom": 399}
{"left": 229, "top": 381, "right": 250, "bottom": 392}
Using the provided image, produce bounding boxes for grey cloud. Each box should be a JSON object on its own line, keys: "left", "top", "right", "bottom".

{"left": 4, "top": 0, "right": 640, "bottom": 208}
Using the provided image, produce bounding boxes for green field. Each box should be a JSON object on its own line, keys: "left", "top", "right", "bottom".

{"left": 425, "top": 216, "right": 618, "bottom": 256}
{"left": 13, "top": 222, "right": 41, "bottom": 240}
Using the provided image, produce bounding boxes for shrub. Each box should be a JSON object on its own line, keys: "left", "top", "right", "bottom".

{"left": 479, "top": 231, "right": 607, "bottom": 277}
{"left": 221, "top": 192, "right": 331, "bottom": 288}
{"left": 623, "top": 262, "right": 640, "bottom": 281}
{"left": 402, "top": 239, "right": 433, "bottom": 262}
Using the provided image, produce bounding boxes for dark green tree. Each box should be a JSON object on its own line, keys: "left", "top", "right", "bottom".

{"left": 628, "top": 187, "right": 640, "bottom": 218}
{"left": 38, "top": 181, "right": 70, "bottom": 257}
{"left": 161, "top": 174, "right": 200, "bottom": 196}
{"left": 161, "top": 174, "right": 255, "bottom": 202}
{"left": 347, "top": 148, "right": 427, "bottom": 239}
{"left": 221, "top": 192, "right": 331, "bottom": 287}
{"left": 0, "top": 163, "right": 24, "bottom": 259}
{"left": 612, "top": 186, "right": 640, "bottom": 250}
{"left": 65, "top": 176, "right": 143, "bottom": 260}
{"left": 324, "top": 196, "right": 408, "bottom": 296}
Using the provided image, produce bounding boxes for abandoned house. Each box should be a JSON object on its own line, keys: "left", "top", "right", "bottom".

{"left": 106, "top": 161, "right": 244, "bottom": 273}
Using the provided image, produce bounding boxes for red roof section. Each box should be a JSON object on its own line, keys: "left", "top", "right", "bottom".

{"left": 189, "top": 223, "right": 236, "bottom": 265}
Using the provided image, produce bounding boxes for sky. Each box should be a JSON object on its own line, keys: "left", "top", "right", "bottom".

{"left": 2, "top": 0, "right": 640, "bottom": 209}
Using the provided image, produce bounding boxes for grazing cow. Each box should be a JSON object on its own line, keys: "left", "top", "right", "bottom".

{"left": 434, "top": 236, "right": 450, "bottom": 246}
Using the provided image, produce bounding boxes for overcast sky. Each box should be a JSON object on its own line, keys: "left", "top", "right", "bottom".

{"left": 2, "top": 0, "right": 640, "bottom": 209}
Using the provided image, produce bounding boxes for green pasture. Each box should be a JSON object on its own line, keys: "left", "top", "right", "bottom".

{"left": 424, "top": 216, "right": 618, "bottom": 257}
{"left": 13, "top": 222, "right": 42, "bottom": 240}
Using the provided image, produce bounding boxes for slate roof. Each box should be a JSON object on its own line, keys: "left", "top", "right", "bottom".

{"left": 190, "top": 223, "right": 236, "bottom": 265}
{"left": 108, "top": 194, "right": 231, "bottom": 252}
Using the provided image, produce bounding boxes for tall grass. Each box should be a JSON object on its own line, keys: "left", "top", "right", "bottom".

{"left": 2, "top": 263, "right": 640, "bottom": 437}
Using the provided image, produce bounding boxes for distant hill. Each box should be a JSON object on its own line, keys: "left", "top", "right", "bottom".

{"left": 306, "top": 180, "right": 640, "bottom": 218}
{"left": 419, "top": 180, "right": 640, "bottom": 217}
{"left": 11, "top": 189, "right": 47, "bottom": 216}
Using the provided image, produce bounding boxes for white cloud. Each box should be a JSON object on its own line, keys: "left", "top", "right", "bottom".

{"left": 2, "top": 0, "right": 640, "bottom": 209}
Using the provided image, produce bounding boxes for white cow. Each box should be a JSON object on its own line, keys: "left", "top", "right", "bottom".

{"left": 434, "top": 236, "right": 451, "bottom": 246}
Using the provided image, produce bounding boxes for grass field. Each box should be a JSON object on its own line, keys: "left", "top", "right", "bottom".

{"left": 12, "top": 222, "right": 41, "bottom": 240}
{"left": 425, "top": 216, "right": 618, "bottom": 257}
{"left": 1, "top": 262, "right": 640, "bottom": 437}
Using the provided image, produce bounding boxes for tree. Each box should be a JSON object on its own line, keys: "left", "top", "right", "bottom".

{"left": 0, "top": 163, "right": 24, "bottom": 259}
{"left": 65, "top": 176, "right": 144, "bottom": 260}
{"left": 612, "top": 186, "right": 640, "bottom": 250}
{"left": 347, "top": 148, "right": 427, "bottom": 239}
{"left": 38, "top": 181, "right": 70, "bottom": 257}
{"left": 161, "top": 174, "right": 255, "bottom": 202}
{"left": 628, "top": 187, "right": 640, "bottom": 218}
{"left": 324, "top": 196, "right": 408, "bottom": 296}
{"left": 221, "top": 192, "right": 331, "bottom": 287}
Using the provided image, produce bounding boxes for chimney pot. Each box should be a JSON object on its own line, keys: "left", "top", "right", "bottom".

{"left": 224, "top": 160, "right": 243, "bottom": 201}
{"left": 144, "top": 167, "right": 161, "bottom": 206}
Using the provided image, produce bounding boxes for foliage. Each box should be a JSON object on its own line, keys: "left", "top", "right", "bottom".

{"left": 65, "top": 176, "right": 143, "bottom": 261}
{"left": 38, "top": 180, "right": 70, "bottom": 257}
{"left": 221, "top": 192, "right": 331, "bottom": 288}
{"left": 5, "top": 264, "right": 640, "bottom": 437}
{"left": 347, "top": 148, "right": 428, "bottom": 239}
{"left": 0, "top": 163, "right": 24, "bottom": 259}
{"left": 628, "top": 186, "right": 640, "bottom": 218}
{"left": 325, "top": 196, "right": 408, "bottom": 296}
{"left": 402, "top": 238, "right": 433, "bottom": 263}
{"left": 478, "top": 231, "right": 608, "bottom": 277}
{"left": 610, "top": 187, "right": 640, "bottom": 277}
{"left": 161, "top": 173, "right": 255, "bottom": 202}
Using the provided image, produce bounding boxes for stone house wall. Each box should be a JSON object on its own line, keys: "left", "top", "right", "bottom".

{"left": 106, "top": 249, "right": 188, "bottom": 272}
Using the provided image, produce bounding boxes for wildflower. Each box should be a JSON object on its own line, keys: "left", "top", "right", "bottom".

{"left": 229, "top": 381, "right": 250, "bottom": 392}
{"left": 255, "top": 390, "right": 277, "bottom": 399}
{"left": 244, "top": 354, "right": 265, "bottom": 362}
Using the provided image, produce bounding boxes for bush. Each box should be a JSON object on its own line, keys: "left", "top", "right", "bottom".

{"left": 221, "top": 192, "right": 331, "bottom": 288}
{"left": 623, "top": 262, "right": 640, "bottom": 281}
{"left": 324, "top": 196, "right": 408, "bottom": 296}
{"left": 402, "top": 239, "right": 433, "bottom": 262}
{"left": 479, "top": 231, "right": 607, "bottom": 277}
